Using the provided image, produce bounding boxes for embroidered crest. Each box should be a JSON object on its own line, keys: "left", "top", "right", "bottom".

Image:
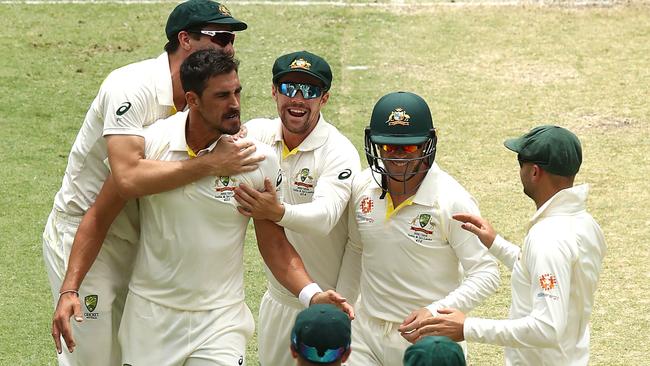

{"left": 290, "top": 58, "right": 311, "bottom": 70}
{"left": 218, "top": 4, "right": 231, "bottom": 16}
{"left": 539, "top": 273, "right": 557, "bottom": 291}
{"left": 386, "top": 107, "right": 410, "bottom": 126}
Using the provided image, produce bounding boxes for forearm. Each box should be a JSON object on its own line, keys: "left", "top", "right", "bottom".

{"left": 334, "top": 240, "right": 362, "bottom": 303}
{"left": 278, "top": 197, "right": 346, "bottom": 235}
{"left": 464, "top": 315, "right": 559, "bottom": 348}
{"left": 253, "top": 219, "right": 313, "bottom": 296}
{"left": 489, "top": 235, "right": 521, "bottom": 270}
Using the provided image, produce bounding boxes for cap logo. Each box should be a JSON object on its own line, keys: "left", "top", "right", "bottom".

{"left": 386, "top": 107, "right": 410, "bottom": 126}
{"left": 290, "top": 58, "right": 311, "bottom": 70}
{"left": 218, "top": 4, "right": 231, "bottom": 16}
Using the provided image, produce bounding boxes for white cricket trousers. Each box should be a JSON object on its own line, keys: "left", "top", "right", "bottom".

{"left": 42, "top": 208, "right": 137, "bottom": 366}
{"left": 119, "top": 292, "right": 255, "bottom": 366}
{"left": 257, "top": 287, "right": 304, "bottom": 366}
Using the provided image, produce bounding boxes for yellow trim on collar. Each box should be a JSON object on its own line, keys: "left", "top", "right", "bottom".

{"left": 186, "top": 145, "right": 197, "bottom": 159}
{"left": 282, "top": 141, "right": 299, "bottom": 160}
{"left": 385, "top": 192, "right": 414, "bottom": 220}
{"left": 170, "top": 105, "right": 178, "bottom": 115}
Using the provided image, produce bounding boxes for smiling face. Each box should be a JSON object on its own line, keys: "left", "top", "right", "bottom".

{"left": 272, "top": 72, "right": 329, "bottom": 138}
{"left": 188, "top": 69, "right": 242, "bottom": 135}
{"left": 379, "top": 144, "right": 427, "bottom": 181}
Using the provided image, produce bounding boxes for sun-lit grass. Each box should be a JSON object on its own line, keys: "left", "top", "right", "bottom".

{"left": 0, "top": 2, "right": 648, "bottom": 365}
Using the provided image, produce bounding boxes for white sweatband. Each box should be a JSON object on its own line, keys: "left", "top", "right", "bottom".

{"left": 298, "top": 283, "right": 323, "bottom": 308}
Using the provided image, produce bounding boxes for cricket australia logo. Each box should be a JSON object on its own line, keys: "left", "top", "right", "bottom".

{"left": 290, "top": 58, "right": 311, "bottom": 70}
{"left": 356, "top": 196, "right": 375, "bottom": 223}
{"left": 84, "top": 295, "right": 99, "bottom": 320}
{"left": 218, "top": 4, "right": 231, "bottom": 16}
{"left": 213, "top": 176, "right": 238, "bottom": 201}
{"left": 408, "top": 213, "right": 435, "bottom": 243}
{"left": 387, "top": 107, "right": 410, "bottom": 126}
{"left": 292, "top": 168, "right": 315, "bottom": 196}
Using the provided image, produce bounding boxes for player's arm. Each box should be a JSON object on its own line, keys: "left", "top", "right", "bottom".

{"left": 51, "top": 174, "right": 126, "bottom": 354}
{"left": 252, "top": 219, "right": 354, "bottom": 319}
{"left": 107, "top": 133, "right": 262, "bottom": 199}
{"left": 418, "top": 235, "right": 573, "bottom": 346}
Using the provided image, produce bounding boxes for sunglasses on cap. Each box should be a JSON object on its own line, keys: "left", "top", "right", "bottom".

{"left": 277, "top": 82, "right": 323, "bottom": 100}
{"left": 292, "top": 337, "right": 347, "bottom": 363}
{"left": 381, "top": 144, "right": 420, "bottom": 153}
{"left": 189, "top": 30, "right": 235, "bottom": 47}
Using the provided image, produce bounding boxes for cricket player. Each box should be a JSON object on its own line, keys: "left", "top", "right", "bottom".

{"left": 53, "top": 49, "right": 352, "bottom": 365}
{"left": 345, "top": 91, "right": 500, "bottom": 365}
{"left": 45, "top": 2, "right": 261, "bottom": 365}
{"left": 403, "top": 336, "right": 466, "bottom": 366}
{"left": 414, "top": 125, "right": 607, "bottom": 366}
{"left": 232, "top": 50, "right": 361, "bottom": 366}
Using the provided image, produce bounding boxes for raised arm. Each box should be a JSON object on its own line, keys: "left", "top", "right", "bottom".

{"left": 51, "top": 175, "right": 126, "bottom": 354}
{"left": 106, "top": 134, "right": 262, "bottom": 199}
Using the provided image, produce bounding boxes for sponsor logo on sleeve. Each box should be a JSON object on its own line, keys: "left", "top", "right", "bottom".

{"left": 338, "top": 169, "right": 352, "bottom": 180}
{"left": 537, "top": 273, "right": 559, "bottom": 300}
{"left": 116, "top": 102, "right": 132, "bottom": 116}
{"left": 356, "top": 196, "right": 375, "bottom": 223}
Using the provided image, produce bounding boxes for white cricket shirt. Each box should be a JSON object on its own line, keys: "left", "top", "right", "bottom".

{"left": 129, "top": 111, "right": 280, "bottom": 311}
{"left": 52, "top": 52, "right": 175, "bottom": 242}
{"left": 245, "top": 116, "right": 361, "bottom": 301}
{"left": 347, "top": 163, "right": 500, "bottom": 323}
{"left": 464, "top": 184, "right": 606, "bottom": 366}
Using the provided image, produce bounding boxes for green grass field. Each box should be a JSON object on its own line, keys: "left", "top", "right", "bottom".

{"left": 1, "top": 1, "right": 649, "bottom": 365}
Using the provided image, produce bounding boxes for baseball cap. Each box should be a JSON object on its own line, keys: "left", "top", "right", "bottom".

{"left": 504, "top": 125, "right": 582, "bottom": 176}
{"left": 368, "top": 91, "right": 434, "bottom": 146}
{"left": 291, "top": 304, "right": 351, "bottom": 364}
{"left": 165, "top": 0, "right": 247, "bottom": 42}
{"left": 403, "top": 336, "right": 466, "bottom": 366}
{"left": 272, "top": 51, "right": 333, "bottom": 91}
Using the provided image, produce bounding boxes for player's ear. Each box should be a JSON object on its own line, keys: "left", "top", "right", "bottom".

{"left": 185, "top": 91, "right": 200, "bottom": 108}
{"left": 320, "top": 91, "right": 330, "bottom": 106}
{"left": 271, "top": 84, "right": 278, "bottom": 100}
{"left": 290, "top": 344, "right": 299, "bottom": 359}
{"left": 178, "top": 30, "right": 193, "bottom": 51}
{"left": 341, "top": 347, "right": 352, "bottom": 363}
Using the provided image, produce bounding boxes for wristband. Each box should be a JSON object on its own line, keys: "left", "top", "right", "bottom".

{"left": 58, "top": 289, "right": 79, "bottom": 299}
{"left": 298, "top": 283, "right": 323, "bottom": 308}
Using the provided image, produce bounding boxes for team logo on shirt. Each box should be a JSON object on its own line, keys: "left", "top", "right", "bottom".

{"left": 387, "top": 107, "right": 411, "bottom": 126}
{"left": 539, "top": 273, "right": 557, "bottom": 291}
{"left": 116, "top": 102, "right": 131, "bottom": 116}
{"left": 213, "top": 176, "right": 239, "bottom": 201}
{"left": 408, "top": 213, "right": 436, "bottom": 243}
{"left": 356, "top": 196, "right": 375, "bottom": 223}
{"left": 292, "top": 168, "right": 315, "bottom": 196}
{"left": 84, "top": 294, "right": 99, "bottom": 319}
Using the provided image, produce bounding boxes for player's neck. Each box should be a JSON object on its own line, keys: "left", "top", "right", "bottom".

{"left": 168, "top": 52, "right": 187, "bottom": 112}
{"left": 186, "top": 110, "right": 220, "bottom": 153}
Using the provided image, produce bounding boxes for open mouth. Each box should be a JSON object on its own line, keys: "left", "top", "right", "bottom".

{"left": 223, "top": 110, "right": 240, "bottom": 120}
{"left": 287, "top": 108, "right": 308, "bottom": 118}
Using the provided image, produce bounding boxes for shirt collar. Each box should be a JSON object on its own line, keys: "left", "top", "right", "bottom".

{"left": 528, "top": 184, "right": 589, "bottom": 228}
{"left": 169, "top": 110, "right": 221, "bottom": 155}
{"left": 274, "top": 113, "right": 330, "bottom": 152}
{"left": 155, "top": 52, "right": 174, "bottom": 108}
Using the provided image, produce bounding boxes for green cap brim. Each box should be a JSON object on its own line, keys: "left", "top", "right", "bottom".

{"left": 205, "top": 17, "right": 247, "bottom": 31}
{"left": 371, "top": 135, "right": 430, "bottom": 145}
{"left": 273, "top": 69, "right": 330, "bottom": 90}
{"left": 504, "top": 137, "right": 525, "bottom": 153}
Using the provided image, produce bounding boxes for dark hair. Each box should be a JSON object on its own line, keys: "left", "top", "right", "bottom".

{"left": 180, "top": 49, "right": 240, "bottom": 96}
{"left": 163, "top": 30, "right": 202, "bottom": 53}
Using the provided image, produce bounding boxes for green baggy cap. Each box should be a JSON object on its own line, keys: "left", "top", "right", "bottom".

{"left": 403, "top": 336, "right": 466, "bottom": 366}
{"left": 368, "top": 91, "right": 434, "bottom": 146}
{"left": 291, "top": 304, "right": 350, "bottom": 364}
{"left": 504, "top": 125, "right": 582, "bottom": 176}
{"left": 165, "top": 0, "right": 247, "bottom": 42}
{"left": 272, "top": 50, "right": 333, "bottom": 91}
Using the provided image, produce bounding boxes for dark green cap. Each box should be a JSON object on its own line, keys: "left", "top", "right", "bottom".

{"left": 291, "top": 304, "right": 351, "bottom": 364}
{"left": 368, "top": 91, "right": 434, "bottom": 145}
{"left": 403, "top": 336, "right": 466, "bottom": 366}
{"left": 504, "top": 125, "right": 582, "bottom": 176}
{"left": 272, "top": 51, "right": 333, "bottom": 91}
{"left": 165, "top": 0, "right": 247, "bottom": 41}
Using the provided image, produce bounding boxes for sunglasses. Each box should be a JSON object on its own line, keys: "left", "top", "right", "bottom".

{"left": 293, "top": 339, "right": 347, "bottom": 363}
{"left": 277, "top": 82, "right": 323, "bottom": 100}
{"left": 381, "top": 144, "right": 420, "bottom": 153}
{"left": 190, "top": 30, "right": 235, "bottom": 47}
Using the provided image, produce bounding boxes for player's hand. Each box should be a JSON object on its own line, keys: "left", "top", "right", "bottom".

{"left": 398, "top": 307, "right": 433, "bottom": 343}
{"left": 417, "top": 308, "right": 466, "bottom": 342}
{"left": 233, "top": 125, "right": 248, "bottom": 140}
{"left": 235, "top": 178, "right": 284, "bottom": 222}
{"left": 310, "top": 290, "right": 355, "bottom": 320}
{"left": 51, "top": 292, "right": 83, "bottom": 354}
{"left": 452, "top": 213, "right": 496, "bottom": 249}
{"left": 203, "top": 136, "right": 264, "bottom": 177}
